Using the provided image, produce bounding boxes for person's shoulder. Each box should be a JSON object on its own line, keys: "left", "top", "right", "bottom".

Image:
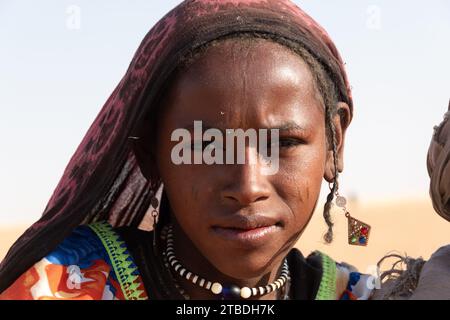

{"left": 306, "top": 250, "right": 375, "bottom": 300}
{"left": 280, "top": 249, "right": 375, "bottom": 300}
{"left": 0, "top": 222, "right": 114, "bottom": 299}
{"left": 43, "top": 222, "right": 110, "bottom": 266}
{"left": 377, "top": 244, "right": 450, "bottom": 300}
{"left": 409, "top": 244, "right": 450, "bottom": 299}
{"left": 0, "top": 221, "right": 147, "bottom": 300}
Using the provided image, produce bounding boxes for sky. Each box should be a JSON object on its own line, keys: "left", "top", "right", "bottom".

{"left": 0, "top": 0, "right": 449, "bottom": 224}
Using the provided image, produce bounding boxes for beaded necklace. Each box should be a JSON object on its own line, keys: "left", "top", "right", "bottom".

{"left": 161, "top": 224, "right": 291, "bottom": 300}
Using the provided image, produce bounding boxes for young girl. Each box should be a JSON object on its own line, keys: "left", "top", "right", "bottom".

{"left": 0, "top": 0, "right": 374, "bottom": 300}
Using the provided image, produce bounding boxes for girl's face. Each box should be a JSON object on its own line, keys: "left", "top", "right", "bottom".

{"left": 151, "top": 39, "right": 347, "bottom": 281}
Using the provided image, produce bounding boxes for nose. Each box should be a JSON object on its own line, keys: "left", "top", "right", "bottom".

{"left": 221, "top": 147, "right": 271, "bottom": 206}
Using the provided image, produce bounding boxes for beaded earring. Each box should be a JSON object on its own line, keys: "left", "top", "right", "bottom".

{"left": 323, "top": 146, "right": 371, "bottom": 246}
{"left": 334, "top": 187, "right": 371, "bottom": 246}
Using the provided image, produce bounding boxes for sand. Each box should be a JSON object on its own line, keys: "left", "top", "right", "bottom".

{"left": 1, "top": 198, "right": 449, "bottom": 273}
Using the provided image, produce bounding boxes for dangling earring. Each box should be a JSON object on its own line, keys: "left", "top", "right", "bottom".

{"left": 332, "top": 181, "right": 371, "bottom": 246}
{"left": 150, "top": 193, "right": 160, "bottom": 247}
{"left": 324, "top": 118, "right": 370, "bottom": 246}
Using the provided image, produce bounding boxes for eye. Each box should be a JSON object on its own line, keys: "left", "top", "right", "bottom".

{"left": 279, "top": 138, "right": 303, "bottom": 148}
{"left": 191, "top": 140, "right": 214, "bottom": 151}
{"left": 270, "top": 137, "right": 304, "bottom": 150}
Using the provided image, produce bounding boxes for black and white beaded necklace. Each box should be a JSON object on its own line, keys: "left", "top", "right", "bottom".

{"left": 161, "top": 224, "right": 291, "bottom": 300}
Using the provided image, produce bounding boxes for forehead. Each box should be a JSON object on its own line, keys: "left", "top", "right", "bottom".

{"left": 161, "top": 38, "right": 324, "bottom": 130}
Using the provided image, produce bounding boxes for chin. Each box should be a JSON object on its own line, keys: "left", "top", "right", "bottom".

{"left": 209, "top": 247, "right": 282, "bottom": 280}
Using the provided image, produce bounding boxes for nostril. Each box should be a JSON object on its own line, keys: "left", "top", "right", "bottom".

{"left": 221, "top": 178, "right": 271, "bottom": 206}
{"left": 223, "top": 193, "right": 269, "bottom": 206}
{"left": 255, "top": 195, "right": 269, "bottom": 202}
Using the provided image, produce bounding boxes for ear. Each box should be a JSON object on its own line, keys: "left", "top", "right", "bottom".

{"left": 133, "top": 136, "right": 158, "bottom": 182}
{"left": 324, "top": 102, "right": 352, "bottom": 183}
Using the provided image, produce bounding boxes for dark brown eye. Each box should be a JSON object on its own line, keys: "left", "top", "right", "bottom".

{"left": 191, "top": 140, "right": 214, "bottom": 151}
{"left": 271, "top": 138, "right": 304, "bottom": 149}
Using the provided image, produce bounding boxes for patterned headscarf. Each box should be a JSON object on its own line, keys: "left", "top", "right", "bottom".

{"left": 0, "top": 0, "right": 352, "bottom": 292}
{"left": 427, "top": 101, "right": 450, "bottom": 222}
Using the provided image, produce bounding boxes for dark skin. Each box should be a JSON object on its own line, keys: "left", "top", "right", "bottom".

{"left": 136, "top": 39, "right": 350, "bottom": 300}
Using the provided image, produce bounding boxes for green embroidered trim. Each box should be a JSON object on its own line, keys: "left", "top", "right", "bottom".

{"left": 314, "top": 251, "right": 337, "bottom": 300}
{"left": 88, "top": 221, "right": 146, "bottom": 300}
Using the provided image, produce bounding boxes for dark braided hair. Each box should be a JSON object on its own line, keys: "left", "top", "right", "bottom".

{"left": 152, "top": 32, "right": 342, "bottom": 243}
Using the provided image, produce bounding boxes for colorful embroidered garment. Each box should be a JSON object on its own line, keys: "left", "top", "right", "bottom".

{"left": 0, "top": 223, "right": 147, "bottom": 300}
{"left": 0, "top": 222, "right": 372, "bottom": 300}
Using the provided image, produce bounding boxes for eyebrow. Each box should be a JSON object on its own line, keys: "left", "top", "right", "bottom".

{"left": 181, "top": 121, "right": 308, "bottom": 132}
{"left": 182, "top": 123, "right": 215, "bottom": 132}
{"left": 267, "top": 121, "right": 308, "bottom": 132}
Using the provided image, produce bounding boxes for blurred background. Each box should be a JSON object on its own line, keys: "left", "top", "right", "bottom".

{"left": 0, "top": 0, "right": 449, "bottom": 272}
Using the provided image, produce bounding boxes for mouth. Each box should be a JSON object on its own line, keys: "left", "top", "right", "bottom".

{"left": 211, "top": 215, "right": 283, "bottom": 248}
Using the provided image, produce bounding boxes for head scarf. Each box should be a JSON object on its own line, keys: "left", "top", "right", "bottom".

{"left": 427, "top": 101, "right": 450, "bottom": 222}
{"left": 0, "top": 0, "right": 352, "bottom": 292}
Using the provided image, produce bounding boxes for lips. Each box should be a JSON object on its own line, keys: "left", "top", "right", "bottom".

{"left": 211, "top": 214, "right": 282, "bottom": 248}
{"left": 212, "top": 214, "right": 281, "bottom": 230}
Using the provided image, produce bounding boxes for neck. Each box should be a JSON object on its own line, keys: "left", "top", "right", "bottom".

{"left": 161, "top": 222, "right": 289, "bottom": 300}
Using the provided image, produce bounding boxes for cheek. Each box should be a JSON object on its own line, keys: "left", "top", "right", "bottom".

{"left": 277, "top": 144, "right": 327, "bottom": 225}
{"left": 156, "top": 126, "right": 216, "bottom": 224}
{"left": 158, "top": 155, "right": 213, "bottom": 230}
